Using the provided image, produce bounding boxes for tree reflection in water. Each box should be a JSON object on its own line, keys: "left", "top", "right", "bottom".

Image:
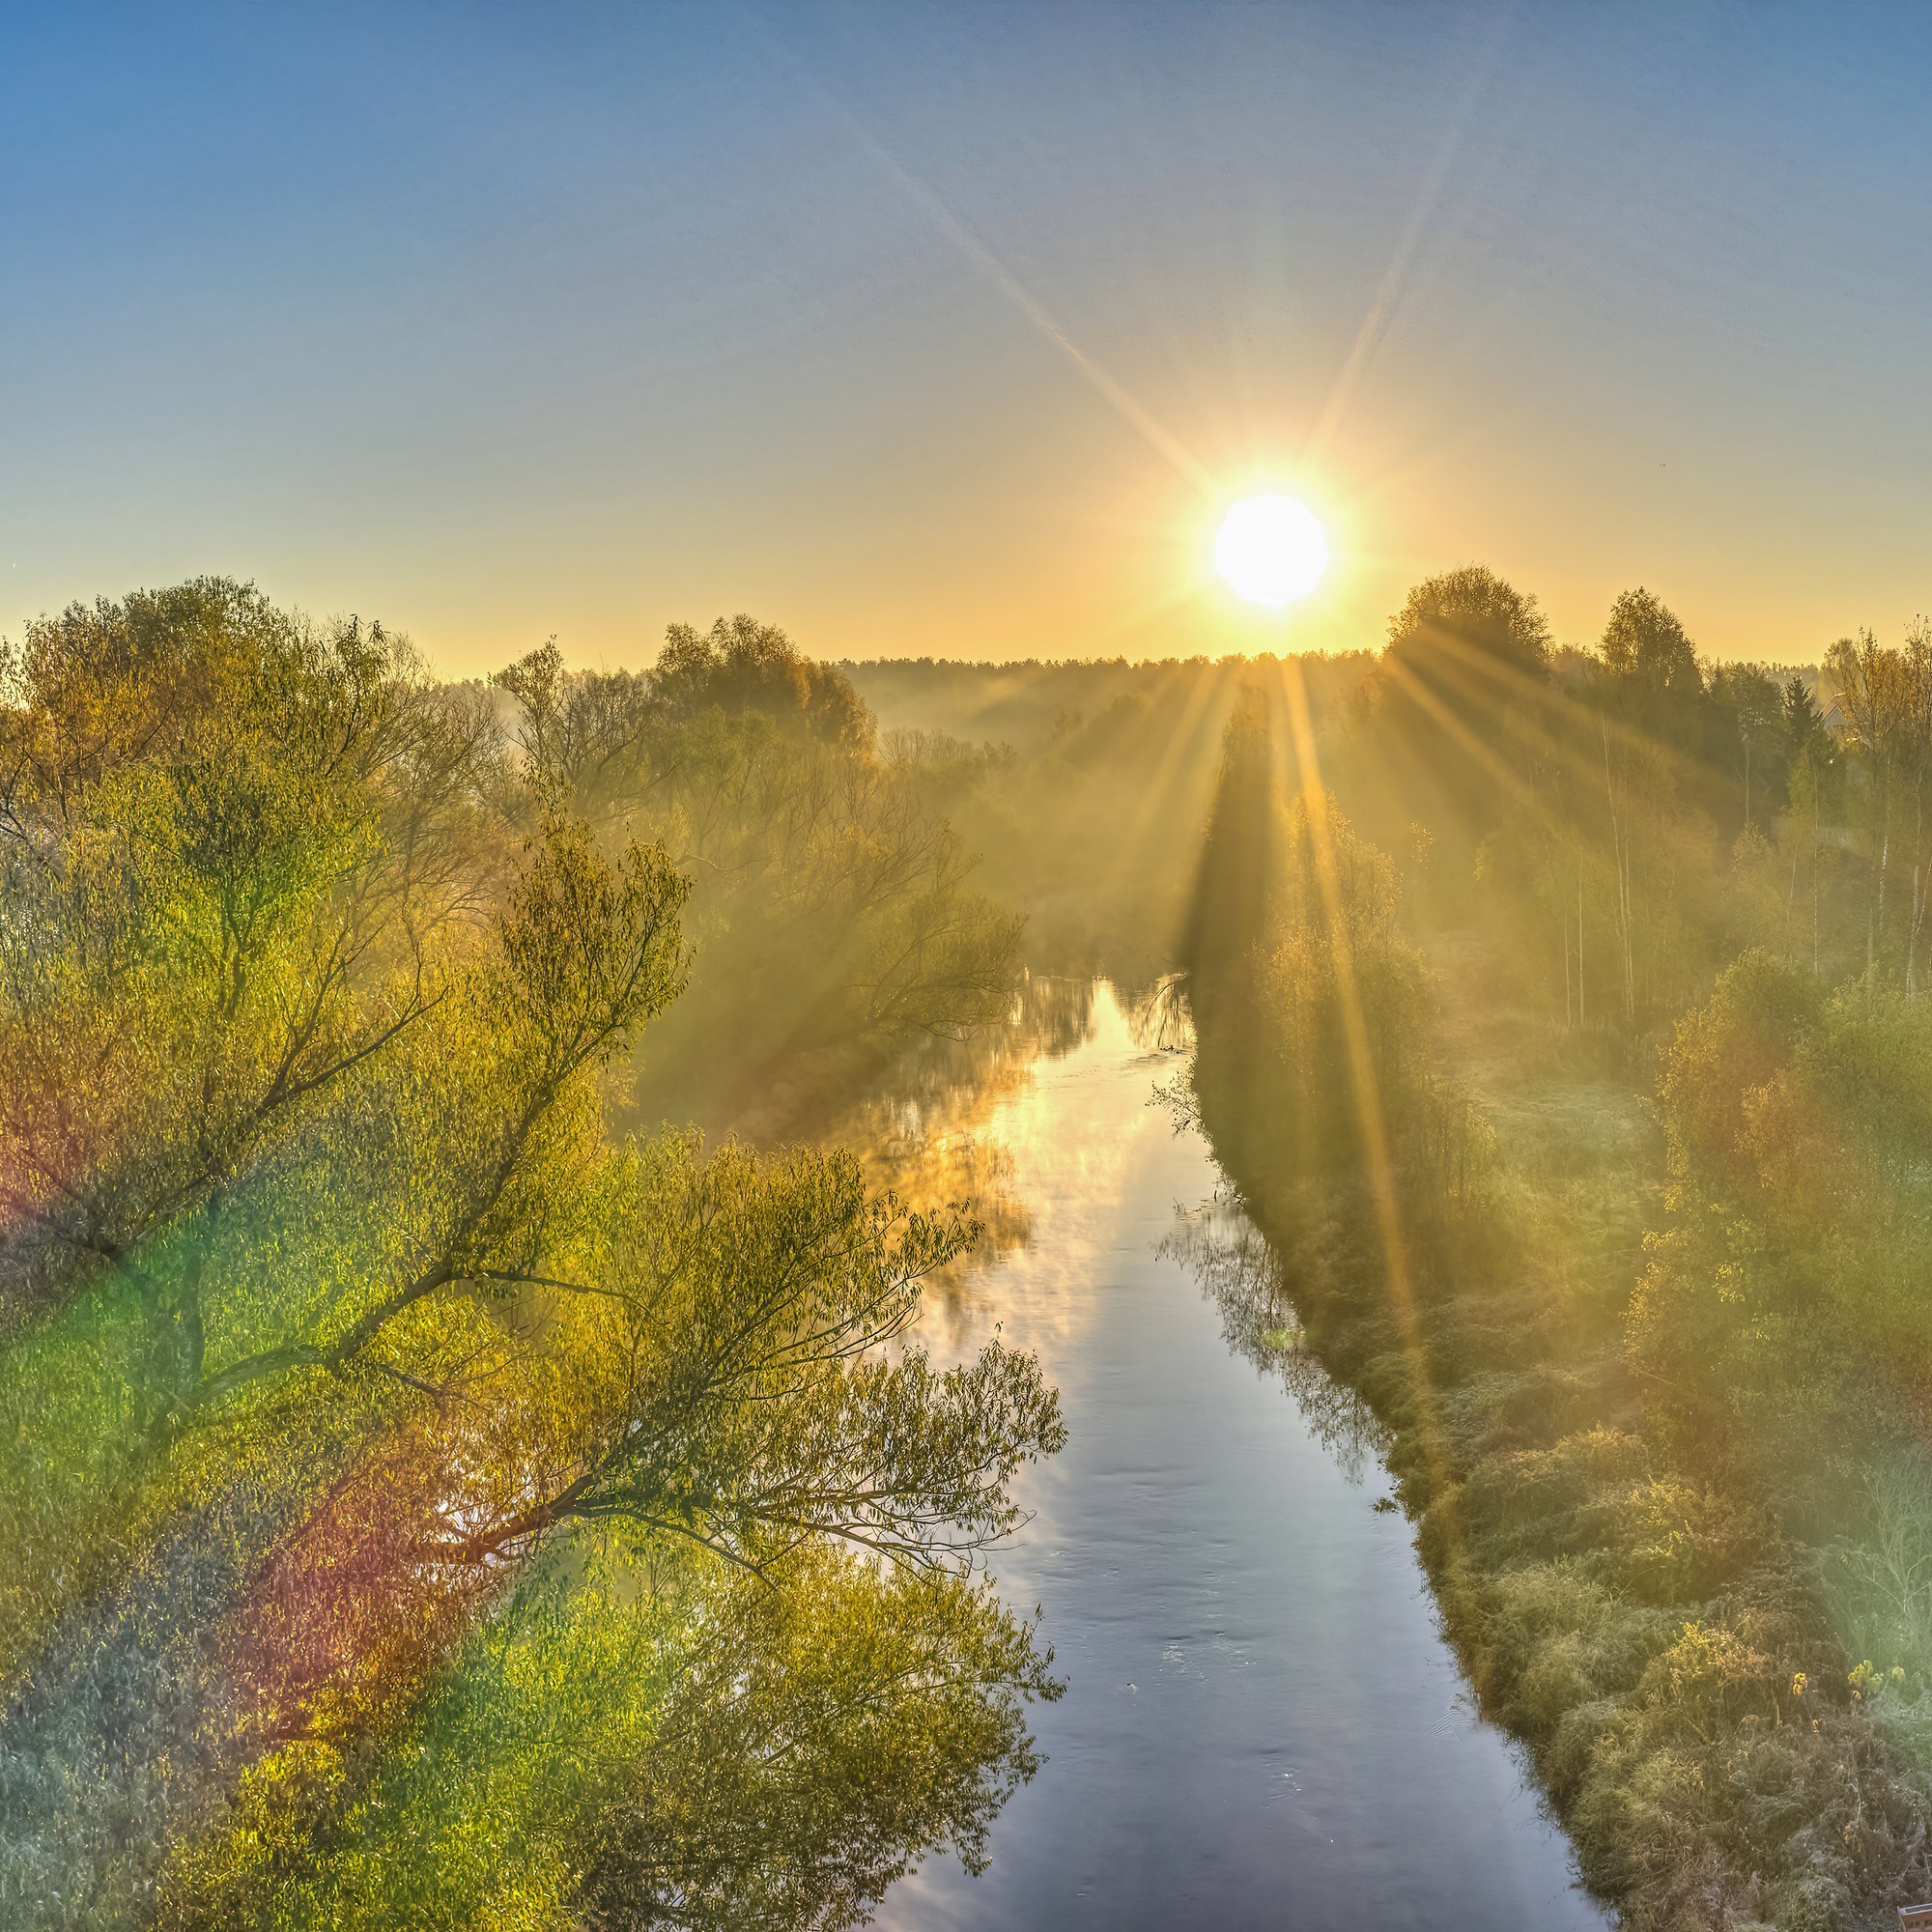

{"left": 825, "top": 973, "right": 1115, "bottom": 1342}
{"left": 1162, "top": 1197, "right": 1388, "bottom": 1485}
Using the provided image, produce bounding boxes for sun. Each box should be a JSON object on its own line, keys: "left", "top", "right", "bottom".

{"left": 1214, "top": 495, "right": 1329, "bottom": 608}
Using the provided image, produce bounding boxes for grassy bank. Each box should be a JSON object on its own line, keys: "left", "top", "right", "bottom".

{"left": 1185, "top": 744, "right": 1932, "bottom": 1928}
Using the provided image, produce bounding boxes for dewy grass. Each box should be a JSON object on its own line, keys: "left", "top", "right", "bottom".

{"left": 1185, "top": 721, "right": 1932, "bottom": 1931}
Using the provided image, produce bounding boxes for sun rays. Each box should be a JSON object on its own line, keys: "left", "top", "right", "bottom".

{"left": 1265, "top": 657, "right": 1454, "bottom": 1502}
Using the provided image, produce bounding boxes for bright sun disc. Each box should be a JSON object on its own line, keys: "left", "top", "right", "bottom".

{"left": 1214, "top": 495, "right": 1329, "bottom": 608}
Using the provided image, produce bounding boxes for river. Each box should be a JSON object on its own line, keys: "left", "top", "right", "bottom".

{"left": 866, "top": 980, "right": 1607, "bottom": 1931}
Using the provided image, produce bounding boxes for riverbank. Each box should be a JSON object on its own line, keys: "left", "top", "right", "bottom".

{"left": 1189, "top": 894, "right": 1932, "bottom": 1932}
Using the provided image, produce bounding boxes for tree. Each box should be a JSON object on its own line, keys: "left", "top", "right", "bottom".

{"left": 1825, "top": 628, "right": 1920, "bottom": 983}
{"left": 1782, "top": 673, "right": 1829, "bottom": 769}
{"left": 1598, "top": 588, "right": 1705, "bottom": 750}
{"left": 1779, "top": 674, "right": 1837, "bottom": 973}
{"left": 1707, "top": 661, "right": 1783, "bottom": 827}
{"left": 655, "top": 614, "right": 875, "bottom": 755}
{"left": 1383, "top": 565, "right": 1553, "bottom": 687}
{"left": 494, "top": 618, "right": 1023, "bottom": 1126}
{"left": 1368, "top": 567, "right": 1554, "bottom": 844}
{"left": 0, "top": 582, "right": 1064, "bottom": 1923}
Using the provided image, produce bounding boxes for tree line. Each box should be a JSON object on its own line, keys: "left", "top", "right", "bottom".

{"left": 1184, "top": 564, "right": 1932, "bottom": 1931}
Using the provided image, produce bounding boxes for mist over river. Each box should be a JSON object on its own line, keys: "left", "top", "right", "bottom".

{"left": 871, "top": 981, "right": 1605, "bottom": 1932}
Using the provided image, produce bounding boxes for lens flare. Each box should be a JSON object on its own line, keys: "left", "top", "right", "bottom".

{"left": 1214, "top": 495, "right": 1329, "bottom": 608}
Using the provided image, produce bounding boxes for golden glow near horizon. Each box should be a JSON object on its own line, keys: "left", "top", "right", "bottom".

{"left": 1213, "top": 495, "right": 1329, "bottom": 609}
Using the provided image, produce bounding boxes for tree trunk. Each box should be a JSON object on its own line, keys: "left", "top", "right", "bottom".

{"left": 1562, "top": 909, "right": 1573, "bottom": 1031}
{"left": 1577, "top": 852, "right": 1586, "bottom": 1031}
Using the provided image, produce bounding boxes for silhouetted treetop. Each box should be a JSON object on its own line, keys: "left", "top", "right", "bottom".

{"left": 1600, "top": 587, "right": 1703, "bottom": 708}
{"left": 655, "top": 614, "right": 873, "bottom": 753}
{"left": 1383, "top": 565, "right": 1552, "bottom": 687}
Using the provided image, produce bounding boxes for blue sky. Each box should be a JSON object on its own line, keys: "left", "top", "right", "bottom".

{"left": 5, "top": 2, "right": 1930, "bottom": 670}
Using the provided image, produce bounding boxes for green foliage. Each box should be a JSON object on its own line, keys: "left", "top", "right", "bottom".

{"left": 1383, "top": 564, "right": 1553, "bottom": 684}
{"left": 492, "top": 617, "right": 1023, "bottom": 1132}
{"left": 582, "top": 1544, "right": 1059, "bottom": 1930}
{"left": 1358, "top": 568, "right": 1556, "bottom": 849}
{"left": 0, "top": 582, "right": 1063, "bottom": 1925}
{"left": 25, "top": 552, "right": 1932, "bottom": 1930}
{"left": 1600, "top": 588, "right": 1705, "bottom": 738}
{"left": 1184, "top": 691, "right": 1456, "bottom": 1200}
{"left": 1186, "top": 675, "right": 1932, "bottom": 1927}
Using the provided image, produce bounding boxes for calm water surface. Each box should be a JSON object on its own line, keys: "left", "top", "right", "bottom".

{"left": 873, "top": 981, "right": 1606, "bottom": 1932}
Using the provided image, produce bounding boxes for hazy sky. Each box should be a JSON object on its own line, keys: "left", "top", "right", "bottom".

{"left": 7, "top": 2, "right": 1930, "bottom": 673}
